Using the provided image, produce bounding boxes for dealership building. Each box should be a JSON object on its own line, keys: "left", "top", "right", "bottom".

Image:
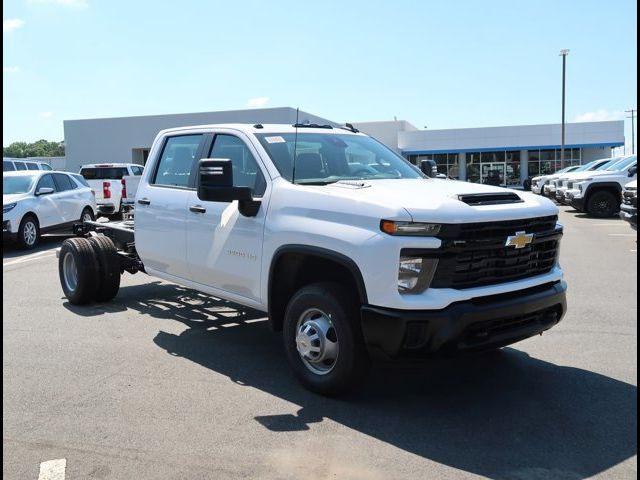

{"left": 63, "top": 107, "right": 624, "bottom": 186}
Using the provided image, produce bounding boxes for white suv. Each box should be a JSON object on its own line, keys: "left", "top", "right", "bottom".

{"left": 3, "top": 171, "right": 96, "bottom": 249}
{"left": 3, "top": 159, "right": 53, "bottom": 172}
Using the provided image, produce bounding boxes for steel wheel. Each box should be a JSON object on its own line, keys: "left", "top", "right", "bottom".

{"left": 62, "top": 251, "right": 79, "bottom": 292}
{"left": 82, "top": 210, "right": 93, "bottom": 223}
{"left": 295, "top": 308, "right": 340, "bottom": 375}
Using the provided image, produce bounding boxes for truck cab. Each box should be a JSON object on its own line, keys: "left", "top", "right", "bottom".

{"left": 59, "top": 123, "right": 568, "bottom": 394}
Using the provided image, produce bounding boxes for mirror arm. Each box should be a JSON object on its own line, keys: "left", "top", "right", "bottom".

{"left": 238, "top": 199, "right": 261, "bottom": 217}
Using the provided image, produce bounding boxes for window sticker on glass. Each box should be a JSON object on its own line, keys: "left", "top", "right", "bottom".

{"left": 264, "top": 136, "right": 286, "bottom": 144}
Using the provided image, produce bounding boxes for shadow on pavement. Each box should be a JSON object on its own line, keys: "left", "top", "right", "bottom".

{"left": 65, "top": 281, "right": 637, "bottom": 479}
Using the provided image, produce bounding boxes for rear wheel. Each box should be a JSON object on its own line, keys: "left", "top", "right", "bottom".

{"left": 283, "top": 282, "right": 370, "bottom": 395}
{"left": 17, "top": 215, "right": 40, "bottom": 250}
{"left": 586, "top": 191, "right": 618, "bottom": 217}
{"left": 58, "top": 237, "right": 99, "bottom": 304}
{"left": 87, "top": 235, "right": 121, "bottom": 302}
{"left": 80, "top": 207, "right": 94, "bottom": 224}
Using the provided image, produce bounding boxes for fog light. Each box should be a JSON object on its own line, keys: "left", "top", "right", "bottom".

{"left": 398, "top": 255, "right": 438, "bottom": 294}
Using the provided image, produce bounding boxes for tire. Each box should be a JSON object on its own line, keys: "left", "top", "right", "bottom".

{"left": 58, "top": 237, "right": 100, "bottom": 304}
{"left": 283, "top": 282, "right": 370, "bottom": 395}
{"left": 586, "top": 191, "right": 618, "bottom": 218}
{"left": 17, "top": 214, "right": 40, "bottom": 250}
{"left": 80, "top": 207, "right": 94, "bottom": 224}
{"left": 87, "top": 235, "right": 121, "bottom": 302}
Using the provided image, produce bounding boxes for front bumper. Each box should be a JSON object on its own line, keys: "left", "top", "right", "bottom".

{"left": 569, "top": 195, "right": 586, "bottom": 211}
{"left": 620, "top": 203, "right": 637, "bottom": 229}
{"left": 361, "top": 281, "right": 567, "bottom": 358}
{"left": 3, "top": 219, "right": 17, "bottom": 240}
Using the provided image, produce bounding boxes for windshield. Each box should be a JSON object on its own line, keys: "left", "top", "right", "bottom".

{"left": 601, "top": 155, "right": 637, "bottom": 171}
{"left": 256, "top": 133, "right": 422, "bottom": 184}
{"left": 3, "top": 175, "right": 37, "bottom": 194}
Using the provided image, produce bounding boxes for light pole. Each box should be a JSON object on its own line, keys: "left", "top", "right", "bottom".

{"left": 626, "top": 109, "right": 636, "bottom": 154}
{"left": 559, "top": 49, "right": 570, "bottom": 169}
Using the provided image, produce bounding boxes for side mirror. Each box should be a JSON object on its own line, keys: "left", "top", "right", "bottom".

{"left": 629, "top": 166, "right": 637, "bottom": 177}
{"left": 35, "top": 187, "right": 54, "bottom": 196}
{"left": 420, "top": 159, "right": 438, "bottom": 178}
{"left": 197, "top": 159, "right": 261, "bottom": 217}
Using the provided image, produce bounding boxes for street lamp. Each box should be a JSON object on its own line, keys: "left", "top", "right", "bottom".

{"left": 559, "top": 49, "right": 570, "bottom": 169}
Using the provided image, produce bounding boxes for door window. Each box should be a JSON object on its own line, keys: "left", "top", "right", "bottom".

{"left": 210, "top": 134, "right": 266, "bottom": 195}
{"left": 132, "top": 166, "right": 144, "bottom": 175}
{"left": 26, "top": 163, "right": 39, "bottom": 170}
{"left": 3, "top": 160, "right": 16, "bottom": 171}
{"left": 53, "top": 173, "right": 75, "bottom": 191}
{"left": 36, "top": 174, "right": 57, "bottom": 192}
{"left": 15, "top": 162, "right": 27, "bottom": 171}
{"left": 152, "top": 135, "right": 203, "bottom": 188}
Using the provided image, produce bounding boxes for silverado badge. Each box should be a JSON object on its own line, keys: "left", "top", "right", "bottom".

{"left": 505, "top": 231, "right": 534, "bottom": 249}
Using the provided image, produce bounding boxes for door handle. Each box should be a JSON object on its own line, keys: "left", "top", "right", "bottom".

{"left": 189, "top": 205, "right": 206, "bottom": 214}
{"left": 137, "top": 198, "right": 151, "bottom": 206}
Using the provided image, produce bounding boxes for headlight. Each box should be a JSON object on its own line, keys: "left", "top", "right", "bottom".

{"left": 3, "top": 203, "right": 17, "bottom": 214}
{"left": 398, "top": 254, "right": 439, "bottom": 294}
{"left": 381, "top": 220, "right": 441, "bottom": 236}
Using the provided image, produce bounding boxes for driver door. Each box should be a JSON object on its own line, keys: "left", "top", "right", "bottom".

{"left": 186, "top": 132, "right": 269, "bottom": 302}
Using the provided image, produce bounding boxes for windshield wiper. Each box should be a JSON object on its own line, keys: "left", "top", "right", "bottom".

{"left": 295, "top": 180, "right": 340, "bottom": 186}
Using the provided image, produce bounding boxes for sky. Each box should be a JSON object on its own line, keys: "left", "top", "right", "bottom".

{"left": 2, "top": 0, "right": 638, "bottom": 152}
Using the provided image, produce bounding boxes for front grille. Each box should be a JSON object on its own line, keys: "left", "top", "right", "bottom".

{"left": 567, "top": 181, "right": 574, "bottom": 189}
{"left": 623, "top": 190, "right": 637, "bottom": 207}
{"left": 423, "top": 216, "right": 561, "bottom": 289}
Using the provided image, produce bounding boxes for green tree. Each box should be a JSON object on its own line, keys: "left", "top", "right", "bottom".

{"left": 3, "top": 140, "right": 64, "bottom": 158}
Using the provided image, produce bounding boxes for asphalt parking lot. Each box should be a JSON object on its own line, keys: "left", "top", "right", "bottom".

{"left": 3, "top": 206, "right": 637, "bottom": 480}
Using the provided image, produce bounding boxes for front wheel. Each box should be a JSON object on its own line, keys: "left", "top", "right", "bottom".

{"left": 586, "top": 191, "right": 618, "bottom": 217}
{"left": 283, "top": 282, "right": 370, "bottom": 395}
{"left": 17, "top": 215, "right": 40, "bottom": 249}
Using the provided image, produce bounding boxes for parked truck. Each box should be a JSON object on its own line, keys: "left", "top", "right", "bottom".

{"left": 78, "top": 163, "right": 144, "bottom": 216}
{"left": 58, "top": 123, "right": 568, "bottom": 394}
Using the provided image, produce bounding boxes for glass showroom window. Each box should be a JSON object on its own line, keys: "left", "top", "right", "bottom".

{"left": 528, "top": 149, "right": 540, "bottom": 177}
{"left": 466, "top": 152, "right": 481, "bottom": 183}
{"left": 447, "top": 153, "right": 460, "bottom": 179}
{"left": 505, "top": 151, "right": 521, "bottom": 186}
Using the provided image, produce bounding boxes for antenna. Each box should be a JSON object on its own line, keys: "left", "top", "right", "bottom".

{"left": 292, "top": 107, "right": 299, "bottom": 184}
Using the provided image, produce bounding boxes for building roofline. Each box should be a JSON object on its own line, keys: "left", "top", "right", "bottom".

{"left": 402, "top": 141, "right": 624, "bottom": 155}
{"left": 63, "top": 106, "right": 323, "bottom": 124}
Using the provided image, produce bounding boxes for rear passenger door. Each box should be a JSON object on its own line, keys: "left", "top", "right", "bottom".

{"left": 52, "top": 173, "right": 80, "bottom": 222}
{"left": 135, "top": 134, "right": 205, "bottom": 280}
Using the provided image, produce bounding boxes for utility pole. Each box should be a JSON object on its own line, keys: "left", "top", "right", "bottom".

{"left": 559, "top": 49, "right": 570, "bottom": 169}
{"left": 626, "top": 109, "right": 636, "bottom": 154}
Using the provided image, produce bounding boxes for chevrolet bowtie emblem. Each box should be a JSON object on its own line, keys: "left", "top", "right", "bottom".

{"left": 505, "top": 231, "right": 534, "bottom": 249}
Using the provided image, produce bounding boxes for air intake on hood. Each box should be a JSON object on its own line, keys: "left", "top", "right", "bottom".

{"left": 457, "top": 192, "right": 524, "bottom": 206}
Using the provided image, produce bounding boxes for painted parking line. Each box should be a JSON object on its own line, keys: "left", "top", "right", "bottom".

{"left": 38, "top": 458, "right": 66, "bottom": 480}
{"left": 3, "top": 252, "right": 56, "bottom": 267}
{"left": 607, "top": 234, "right": 637, "bottom": 237}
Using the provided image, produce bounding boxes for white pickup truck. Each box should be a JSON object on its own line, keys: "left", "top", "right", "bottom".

{"left": 58, "top": 123, "right": 567, "bottom": 394}
{"left": 79, "top": 163, "right": 144, "bottom": 216}
{"left": 565, "top": 155, "right": 637, "bottom": 216}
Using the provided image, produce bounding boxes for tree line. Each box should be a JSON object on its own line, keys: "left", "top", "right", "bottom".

{"left": 3, "top": 140, "right": 65, "bottom": 158}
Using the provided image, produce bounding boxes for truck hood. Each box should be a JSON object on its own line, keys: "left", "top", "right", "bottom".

{"left": 571, "top": 170, "right": 628, "bottom": 182}
{"left": 3, "top": 193, "right": 30, "bottom": 205}
{"left": 325, "top": 179, "right": 558, "bottom": 223}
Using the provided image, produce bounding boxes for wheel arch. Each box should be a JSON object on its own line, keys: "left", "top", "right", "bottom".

{"left": 268, "top": 245, "right": 368, "bottom": 332}
{"left": 584, "top": 182, "right": 622, "bottom": 203}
